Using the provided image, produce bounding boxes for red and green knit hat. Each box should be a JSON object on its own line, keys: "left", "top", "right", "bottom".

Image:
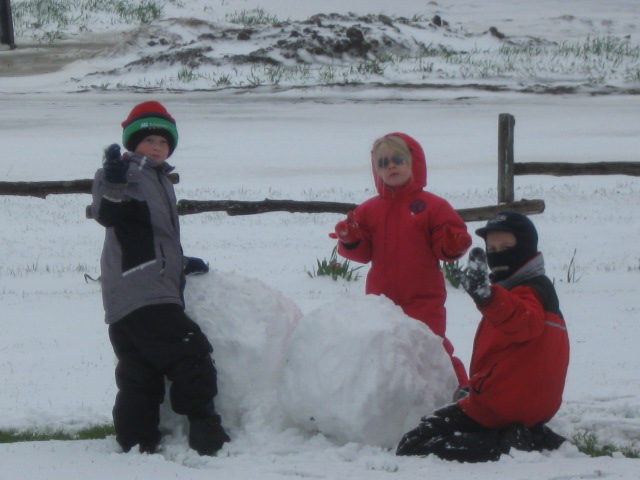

{"left": 121, "top": 101, "right": 179, "bottom": 156}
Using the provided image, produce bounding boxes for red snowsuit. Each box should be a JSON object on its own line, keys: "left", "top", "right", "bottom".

{"left": 459, "top": 274, "right": 570, "bottom": 428}
{"left": 337, "top": 132, "right": 470, "bottom": 384}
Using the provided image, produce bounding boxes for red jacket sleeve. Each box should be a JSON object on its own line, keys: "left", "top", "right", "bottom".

{"left": 479, "top": 285, "right": 546, "bottom": 343}
{"left": 428, "top": 198, "right": 471, "bottom": 262}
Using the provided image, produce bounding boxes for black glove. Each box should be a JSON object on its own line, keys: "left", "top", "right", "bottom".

{"left": 454, "top": 247, "right": 492, "bottom": 305}
{"left": 396, "top": 421, "right": 429, "bottom": 456}
{"left": 102, "top": 144, "right": 129, "bottom": 184}
{"left": 397, "top": 413, "right": 447, "bottom": 456}
{"left": 184, "top": 257, "right": 209, "bottom": 275}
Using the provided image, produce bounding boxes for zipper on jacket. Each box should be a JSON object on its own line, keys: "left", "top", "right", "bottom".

{"left": 159, "top": 244, "right": 166, "bottom": 275}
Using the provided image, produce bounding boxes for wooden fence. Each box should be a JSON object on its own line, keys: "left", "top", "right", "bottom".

{"left": 0, "top": 176, "right": 544, "bottom": 223}
{"left": 497, "top": 113, "right": 640, "bottom": 203}
{"left": 1, "top": 114, "right": 554, "bottom": 222}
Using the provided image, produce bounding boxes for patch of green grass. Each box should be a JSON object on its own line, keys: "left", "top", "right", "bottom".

{"left": 0, "top": 425, "right": 115, "bottom": 444}
{"left": 176, "top": 66, "right": 198, "bottom": 83}
{"left": 225, "top": 8, "right": 280, "bottom": 26}
{"left": 248, "top": 35, "right": 638, "bottom": 88}
{"left": 572, "top": 430, "right": 640, "bottom": 458}
{"left": 12, "top": 0, "right": 183, "bottom": 42}
{"left": 308, "top": 246, "right": 363, "bottom": 282}
{"left": 404, "top": 34, "right": 639, "bottom": 84}
{"left": 557, "top": 35, "right": 640, "bottom": 61}
{"left": 442, "top": 260, "right": 466, "bottom": 289}
{"left": 356, "top": 58, "right": 386, "bottom": 76}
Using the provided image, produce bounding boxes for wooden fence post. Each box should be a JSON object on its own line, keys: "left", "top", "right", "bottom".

{"left": 497, "top": 113, "right": 515, "bottom": 203}
{"left": 0, "top": 0, "right": 16, "bottom": 49}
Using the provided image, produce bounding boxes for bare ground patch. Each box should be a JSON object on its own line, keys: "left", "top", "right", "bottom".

{"left": 0, "top": 32, "right": 120, "bottom": 77}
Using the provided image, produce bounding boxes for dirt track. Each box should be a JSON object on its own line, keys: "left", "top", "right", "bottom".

{"left": 0, "top": 32, "right": 118, "bottom": 77}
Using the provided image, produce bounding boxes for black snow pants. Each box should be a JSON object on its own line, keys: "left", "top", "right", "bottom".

{"left": 108, "top": 303, "right": 218, "bottom": 451}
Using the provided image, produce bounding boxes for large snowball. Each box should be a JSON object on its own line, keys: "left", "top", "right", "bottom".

{"left": 161, "top": 272, "right": 458, "bottom": 451}
{"left": 278, "top": 294, "right": 458, "bottom": 449}
{"left": 179, "top": 270, "right": 302, "bottom": 432}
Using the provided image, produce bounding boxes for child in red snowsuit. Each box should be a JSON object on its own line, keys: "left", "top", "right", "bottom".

{"left": 330, "top": 132, "right": 472, "bottom": 387}
{"left": 396, "top": 211, "right": 570, "bottom": 462}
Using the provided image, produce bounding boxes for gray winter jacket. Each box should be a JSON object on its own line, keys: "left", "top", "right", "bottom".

{"left": 90, "top": 154, "right": 185, "bottom": 324}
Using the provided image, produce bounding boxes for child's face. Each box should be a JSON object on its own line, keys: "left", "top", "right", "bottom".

{"left": 135, "top": 135, "right": 170, "bottom": 163}
{"left": 374, "top": 146, "right": 412, "bottom": 188}
{"left": 486, "top": 231, "right": 517, "bottom": 253}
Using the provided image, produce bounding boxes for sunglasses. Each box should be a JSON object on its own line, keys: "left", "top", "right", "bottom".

{"left": 376, "top": 154, "right": 408, "bottom": 169}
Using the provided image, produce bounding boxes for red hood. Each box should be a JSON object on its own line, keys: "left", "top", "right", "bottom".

{"left": 372, "top": 132, "right": 427, "bottom": 198}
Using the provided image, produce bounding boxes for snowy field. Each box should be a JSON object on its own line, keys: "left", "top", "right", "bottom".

{"left": 1, "top": 1, "right": 640, "bottom": 479}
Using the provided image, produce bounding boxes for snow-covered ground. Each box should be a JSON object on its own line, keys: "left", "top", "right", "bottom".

{"left": 1, "top": 1, "right": 639, "bottom": 479}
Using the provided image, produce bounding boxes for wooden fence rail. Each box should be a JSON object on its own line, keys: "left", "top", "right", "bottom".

{"left": 0, "top": 177, "right": 545, "bottom": 222}
{"left": 0, "top": 174, "right": 180, "bottom": 198}
{"left": 176, "top": 198, "right": 545, "bottom": 222}
{"left": 514, "top": 161, "right": 640, "bottom": 177}
{"left": 497, "top": 113, "right": 640, "bottom": 203}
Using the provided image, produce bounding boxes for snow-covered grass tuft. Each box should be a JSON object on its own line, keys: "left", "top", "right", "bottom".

{"left": 225, "top": 7, "right": 282, "bottom": 26}
{"left": 572, "top": 430, "right": 640, "bottom": 459}
{"left": 77, "top": 34, "right": 640, "bottom": 92}
{"left": 307, "top": 246, "right": 363, "bottom": 281}
{"left": 12, "top": 0, "right": 184, "bottom": 42}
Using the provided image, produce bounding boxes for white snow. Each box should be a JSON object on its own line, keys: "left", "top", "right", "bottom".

{"left": 1, "top": 1, "right": 640, "bottom": 479}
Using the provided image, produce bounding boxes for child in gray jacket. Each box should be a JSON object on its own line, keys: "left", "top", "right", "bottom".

{"left": 90, "top": 101, "right": 228, "bottom": 455}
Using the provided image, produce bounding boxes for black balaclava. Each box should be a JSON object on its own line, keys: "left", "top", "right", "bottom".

{"left": 475, "top": 210, "right": 538, "bottom": 283}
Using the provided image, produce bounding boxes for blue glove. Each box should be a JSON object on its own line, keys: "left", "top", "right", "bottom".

{"left": 184, "top": 257, "right": 209, "bottom": 275}
{"left": 102, "top": 144, "right": 129, "bottom": 184}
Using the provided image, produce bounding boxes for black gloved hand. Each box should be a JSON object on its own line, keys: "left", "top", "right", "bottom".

{"left": 102, "top": 143, "right": 129, "bottom": 184}
{"left": 396, "top": 423, "right": 427, "bottom": 456}
{"left": 454, "top": 247, "right": 492, "bottom": 305}
{"left": 396, "top": 415, "right": 440, "bottom": 456}
{"left": 184, "top": 257, "right": 209, "bottom": 275}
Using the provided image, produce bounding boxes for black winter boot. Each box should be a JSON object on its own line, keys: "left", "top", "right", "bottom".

{"left": 116, "top": 429, "right": 161, "bottom": 454}
{"left": 138, "top": 431, "right": 162, "bottom": 454}
{"left": 116, "top": 432, "right": 162, "bottom": 455}
{"left": 188, "top": 414, "right": 230, "bottom": 456}
{"left": 500, "top": 423, "right": 535, "bottom": 452}
{"left": 500, "top": 423, "right": 566, "bottom": 453}
{"left": 427, "top": 430, "right": 504, "bottom": 463}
